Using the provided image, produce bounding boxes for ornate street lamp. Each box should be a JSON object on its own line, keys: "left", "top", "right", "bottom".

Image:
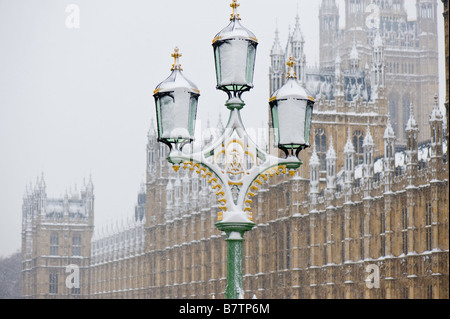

{"left": 153, "top": 1, "right": 314, "bottom": 299}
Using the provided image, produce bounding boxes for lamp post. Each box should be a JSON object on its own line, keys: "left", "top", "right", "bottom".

{"left": 153, "top": 0, "right": 314, "bottom": 299}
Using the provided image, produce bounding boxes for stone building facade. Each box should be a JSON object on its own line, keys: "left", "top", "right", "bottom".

{"left": 270, "top": 0, "right": 440, "bottom": 144}
{"left": 21, "top": 175, "right": 94, "bottom": 299}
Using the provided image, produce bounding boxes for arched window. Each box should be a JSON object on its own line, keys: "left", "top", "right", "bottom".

{"left": 315, "top": 128, "right": 327, "bottom": 171}
{"left": 72, "top": 234, "right": 82, "bottom": 256}
{"left": 286, "top": 191, "right": 290, "bottom": 207}
{"left": 50, "top": 233, "right": 59, "bottom": 256}
{"left": 353, "top": 130, "right": 364, "bottom": 165}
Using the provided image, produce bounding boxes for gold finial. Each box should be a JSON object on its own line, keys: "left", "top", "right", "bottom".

{"left": 230, "top": 0, "right": 241, "bottom": 20}
{"left": 286, "top": 56, "right": 297, "bottom": 79}
{"left": 170, "top": 46, "right": 183, "bottom": 71}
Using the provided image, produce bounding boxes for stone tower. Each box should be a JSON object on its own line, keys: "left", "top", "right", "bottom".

{"left": 21, "top": 174, "right": 94, "bottom": 298}
{"left": 316, "top": 0, "right": 440, "bottom": 144}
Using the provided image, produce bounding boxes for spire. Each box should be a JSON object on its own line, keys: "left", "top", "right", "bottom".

{"left": 271, "top": 24, "right": 283, "bottom": 56}
{"left": 86, "top": 174, "right": 94, "bottom": 193}
{"left": 309, "top": 142, "right": 320, "bottom": 167}
{"left": 406, "top": 102, "right": 418, "bottom": 131}
{"left": 216, "top": 112, "right": 225, "bottom": 134}
{"left": 39, "top": 172, "right": 46, "bottom": 193}
{"left": 363, "top": 123, "right": 374, "bottom": 147}
{"left": 430, "top": 93, "right": 443, "bottom": 122}
{"left": 148, "top": 118, "right": 156, "bottom": 139}
{"left": 349, "top": 35, "right": 359, "bottom": 71}
{"left": 326, "top": 135, "right": 337, "bottom": 160}
{"left": 384, "top": 113, "right": 396, "bottom": 139}
{"left": 291, "top": 9, "right": 304, "bottom": 43}
{"left": 373, "top": 28, "right": 383, "bottom": 49}
{"left": 344, "top": 127, "right": 355, "bottom": 154}
{"left": 326, "top": 136, "right": 337, "bottom": 201}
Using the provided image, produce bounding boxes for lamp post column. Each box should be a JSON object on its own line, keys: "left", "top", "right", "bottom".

{"left": 216, "top": 222, "right": 254, "bottom": 299}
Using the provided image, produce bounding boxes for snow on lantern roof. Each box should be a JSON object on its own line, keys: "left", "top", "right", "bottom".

{"left": 212, "top": 0, "right": 258, "bottom": 44}
{"left": 153, "top": 47, "right": 200, "bottom": 96}
{"left": 270, "top": 57, "right": 314, "bottom": 101}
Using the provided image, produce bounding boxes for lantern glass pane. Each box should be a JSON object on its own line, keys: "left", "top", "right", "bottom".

{"left": 159, "top": 89, "right": 191, "bottom": 141}
{"left": 188, "top": 95, "right": 198, "bottom": 136}
{"left": 277, "top": 99, "right": 307, "bottom": 146}
{"left": 217, "top": 39, "right": 249, "bottom": 87}
{"left": 304, "top": 102, "right": 312, "bottom": 146}
{"left": 270, "top": 105, "right": 280, "bottom": 145}
{"left": 246, "top": 44, "right": 256, "bottom": 84}
{"left": 214, "top": 46, "right": 222, "bottom": 85}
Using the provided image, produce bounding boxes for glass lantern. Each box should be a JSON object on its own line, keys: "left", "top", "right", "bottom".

{"left": 212, "top": 0, "right": 258, "bottom": 98}
{"left": 269, "top": 57, "right": 314, "bottom": 157}
{"left": 153, "top": 47, "right": 200, "bottom": 146}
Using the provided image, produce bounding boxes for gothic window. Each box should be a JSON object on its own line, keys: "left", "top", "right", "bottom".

{"left": 72, "top": 286, "right": 80, "bottom": 295}
{"left": 286, "top": 229, "right": 290, "bottom": 269}
{"left": 148, "top": 148, "right": 155, "bottom": 168}
{"left": 353, "top": 130, "right": 364, "bottom": 165}
{"left": 159, "top": 144, "right": 166, "bottom": 166}
{"left": 403, "top": 287, "right": 409, "bottom": 299}
{"left": 402, "top": 207, "right": 408, "bottom": 254}
{"left": 323, "top": 225, "right": 328, "bottom": 265}
{"left": 286, "top": 191, "right": 290, "bottom": 207}
{"left": 341, "top": 219, "right": 345, "bottom": 262}
{"left": 50, "top": 233, "right": 59, "bottom": 256}
{"left": 315, "top": 128, "right": 327, "bottom": 171}
{"left": 425, "top": 202, "right": 432, "bottom": 251}
{"left": 380, "top": 212, "right": 386, "bottom": 256}
{"left": 360, "top": 214, "right": 364, "bottom": 259}
{"left": 72, "top": 234, "right": 82, "bottom": 256}
{"left": 49, "top": 271, "right": 58, "bottom": 294}
{"left": 427, "top": 285, "right": 433, "bottom": 299}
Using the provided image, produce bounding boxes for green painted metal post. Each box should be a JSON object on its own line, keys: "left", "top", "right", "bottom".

{"left": 225, "top": 233, "right": 244, "bottom": 299}
{"left": 216, "top": 222, "right": 254, "bottom": 299}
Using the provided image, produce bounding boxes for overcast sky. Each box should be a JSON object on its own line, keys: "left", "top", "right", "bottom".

{"left": 0, "top": 0, "right": 445, "bottom": 257}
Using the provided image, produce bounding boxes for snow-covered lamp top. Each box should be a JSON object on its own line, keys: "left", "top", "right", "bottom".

{"left": 153, "top": 47, "right": 200, "bottom": 96}
{"left": 212, "top": 0, "right": 258, "bottom": 98}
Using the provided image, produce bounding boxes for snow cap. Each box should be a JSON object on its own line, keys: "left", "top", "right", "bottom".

{"left": 153, "top": 47, "right": 200, "bottom": 96}
{"left": 212, "top": 0, "right": 258, "bottom": 44}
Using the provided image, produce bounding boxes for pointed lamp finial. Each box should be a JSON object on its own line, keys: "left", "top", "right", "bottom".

{"left": 170, "top": 46, "right": 183, "bottom": 71}
{"left": 230, "top": 0, "right": 241, "bottom": 20}
{"left": 286, "top": 56, "right": 297, "bottom": 79}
